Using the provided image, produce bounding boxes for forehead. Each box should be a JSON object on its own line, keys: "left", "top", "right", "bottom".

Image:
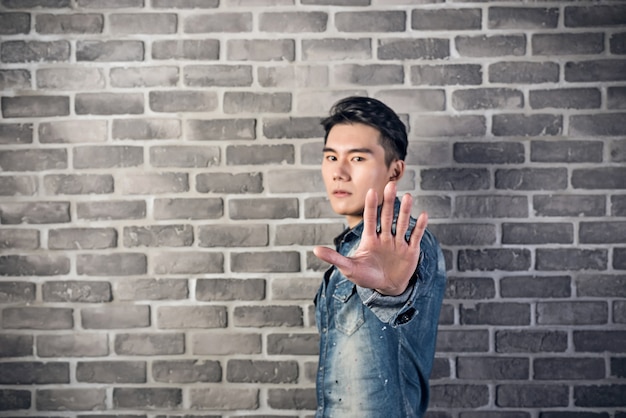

{"left": 325, "top": 123, "right": 383, "bottom": 151}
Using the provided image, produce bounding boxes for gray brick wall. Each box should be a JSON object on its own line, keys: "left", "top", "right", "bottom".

{"left": 0, "top": 0, "right": 624, "bottom": 417}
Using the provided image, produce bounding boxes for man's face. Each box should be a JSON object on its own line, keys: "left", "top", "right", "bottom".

{"left": 322, "top": 122, "right": 404, "bottom": 228}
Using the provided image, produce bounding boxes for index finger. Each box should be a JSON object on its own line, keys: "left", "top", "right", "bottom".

{"left": 409, "top": 212, "right": 428, "bottom": 250}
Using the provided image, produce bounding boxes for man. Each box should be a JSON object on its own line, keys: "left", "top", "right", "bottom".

{"left": 313, "top": 96, "right": 447, "bottom": 417}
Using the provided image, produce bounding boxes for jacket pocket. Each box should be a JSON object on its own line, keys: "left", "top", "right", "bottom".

{"left": 333, "top": 279, "right": 364, "bottom": 335}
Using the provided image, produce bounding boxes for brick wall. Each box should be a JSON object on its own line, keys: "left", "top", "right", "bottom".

{"left": 0, "top": 0, "right": 625, "bottom": 416}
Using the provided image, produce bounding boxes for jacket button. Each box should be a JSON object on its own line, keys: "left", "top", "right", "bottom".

{"left": 397, "top": 307, "right": 416, "bottom": 324}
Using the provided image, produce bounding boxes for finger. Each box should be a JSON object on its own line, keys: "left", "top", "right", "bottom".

{"left": 380, "top": 182, "right": 396, "bottom": 240}
{"left": 313, "top": 246, "right": 354, "bottom": 276}
{"left": 409, "top": 211, "right": 428, "bottom": 250}
{"left": 395, "top": 192, "right": 413, "bottom": 245}
{"left": 362, "top": 188, "right": 378, "bottom": 239}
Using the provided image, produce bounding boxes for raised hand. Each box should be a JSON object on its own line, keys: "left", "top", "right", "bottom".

{"left": 313, "top": 182, "right": 428, "bottom": 296}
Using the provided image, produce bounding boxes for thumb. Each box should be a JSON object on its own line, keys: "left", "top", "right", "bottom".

{"left": 313, "top": 246, "right": 353, "bottom": 273}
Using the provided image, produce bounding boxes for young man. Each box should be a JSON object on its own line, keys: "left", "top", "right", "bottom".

{"left": 313, "top": 96, "right": 447, "bottom": 417}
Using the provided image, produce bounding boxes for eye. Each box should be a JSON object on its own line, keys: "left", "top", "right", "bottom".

{"left": 352, "top": 156, "right": 365, "bottom": 162}
{"left": 325, "top": 155, "right": 337, "bottom": 161}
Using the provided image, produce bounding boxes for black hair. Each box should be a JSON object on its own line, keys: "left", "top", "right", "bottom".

{"left": 321, "top": 96, "right": 408, "bottom": 166}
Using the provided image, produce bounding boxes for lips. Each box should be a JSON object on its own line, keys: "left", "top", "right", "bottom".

{"left": 332, "top": 189, "right": 351, "bottom": 197}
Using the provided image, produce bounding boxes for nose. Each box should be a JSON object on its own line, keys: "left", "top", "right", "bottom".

{"left": 333, "top": 159, "right": 349, "bottom": 181}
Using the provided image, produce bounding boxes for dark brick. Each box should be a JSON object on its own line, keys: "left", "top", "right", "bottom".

{"left": 77, "top": 40, "right": 144, "bottom": 62}
{"left": 572, "top": 168, "right": 626, "bottom": 189}
{"left": 0, "top": 123, "right": 32, "bottom": 145}
{"left": 0, "top": 175, "right": 37, "bottom": 196}
{"left": 454, "top": 142, "right": 524, "bottom": 164}
{"left": 259, "top": 11, "right": 327, "bottom": 33}
{"left": 436, "top": 330, "right": 490, "bottom": 353}
{"left": 198, "top": 224, "right": 268, "bottom": 247}
{"left": 457, "top": 357, "right": 529, "bottom": 380}
{"left": 411, "top": 64, "right": 482, "bottom": 86}
{"left": 496, "top": 330, "right": 568, "bottom": 353}
{"left": 570, "top": 113, "right": 626, "bottom": 137}
{"left": 455, "top": 196, "right": 528, "bottom": 218}
{"left": 428, "top": 223, "right": 496, "bottom": 246}
{"left": 612, "top": 195, "right": 626, "bottom": 216}
{"left": 429, "top": 384, "right": 489, "bottom": 408}
{"left": 229, "top": 198, "right": 297, "bottom": 219}
{"left": 536, "top": 249, "right": 607, "bottom": 271}
{"left": 574, "top": 331, "right": 626, "bottom": 353}
{"left": 534, "top": 194, "right": 605, "bottom": 217}
{"left": 113, "top": 388, "right": 182, "bottom": 409}
{"left": 77, "top": 200, "right": 146, "bottom": 220}
{"left": 336, "top": 11, "right": 405, "bottom": 32}
{"left": 489, "top": 7, "right": 558, "bottom": 29}
{"left": 532, "top": 33, "right": 604, "bottom": 55}
{"left": 565, "top": 5, "right": 626, "bottom": 27}
{"left": 115, "top": 333, "right": 185, "bottom": 356}
{"left": 0, "top": 149, "right": 66, "bottom": 171}
{"left": 153, "top": 40, "right": 219, "bottom": 60}
{"left": 37, "top": 333, "right": 108, "bottom": 357}
{"left": 458, "top": 249, "right": 531, "bottom": 271}
{"left": 537, "top": 301, "right": 608, "bottom": 325}
{"left": 267, "top": 333, "right": 319, "bottom": 356}
{"left": 445, "top": 277, "right": 495, "bottom": 300}
{"left": 153, "top": 360, "right": 221, "bottom": 383}
{"left": 413, "top": 9, "right": 481, "bottom": 31}
{"left": 153, "top": 251, "right": 223, "bottom": 275}
{"left": 574, "top": 385, "right": 626, "bottom": 407}
{"left": 580, "top": 221, "right": 626, "bottom": 244}
{"left": 0, "top": 13, "right": 30, "bottom": 34}
{"left": 502, "top": 222, "right": 573, "bottom": 244}
{"left": 612, "top": 358, "right": 626, "bottom": 378}
{"left": 2, "top": 307, "right": 73, "bottom": 329}
{"left": 43, "top": 281, "right": 111, "bottom": 303}
{"left": 157, "top": 305, "right": 226, "bottom": 329}
{"left": 410, "top": 115, "right": 486, "bottom": 137}
{"left": 378, "top": 38, "right": 449, "bottom": 60}
{"left": 187, "top": 118, "right": 255, "bottom": 141}
{"left": 36, "top": 13, "right": 103, "bottom": 34}
{"left": 453, "top": 87, "right": 524, "bottom": 110}
{"left": 456, "top": 35, "right": 525, "bottom": 57}
{"left": 227, "top": 360, "right": 298, "bottom": 383}
{"left": 530, "top": 88, "right": 601, "bottom": 110}
{"left": 2, "top": 95, "right": 69, "bottom": 117}
{"left": 420, "top": 168, "right": 489, "bottom": 191}
{"left": 461, "top": 302, "right": 530, "bottom": 325}
{"left": 0, "top": 334, "right": 33, "bottom": 357}
{"left": 565, "top": 60, "right": 626, "bottom": 82}
{"left": 233, "top": 305, "right": 303, "bottom": 327}
{"left": 611, "top": 32, "right": 626, "bottom": 54}
{"left": 535, "top": 358, "right": 605, "bottom": 380}
{"left": 0, "top": 362, "right": 69, "bottom": 384}
{"left": 123, "top": 225, "right": 193, "bottom": 248}
{"left": 489, "top": 61, "right": 559, "bottom": 84}
{"left": 154, "top": 198, "right": 222, "bottom": 220}
{"left": 496, "top": 168, "right": 568, "bottom": 191}
{"left": 493, "top": 114, "right": 562, "bottom": 136}
{"left": 531, "top": 140, "right": 602, "bottom": 162}
{"left": 0, "top": 281, "right": 35, "bottom": 303}
{"left": 0, "top": 389, "right": 31, "bottom": 411}
{"left": 616, "top": 248, "right": 626, "bottom": 270}
{"left": 501, "top": 276, "right": 571, "bottom": 298}
{"left": 77, "top": 361, "right": 146, "bottom": 383}
{"left": 576, "top": 275, "right": 626, "bottom": 298}
{"left": 267, "top": 388, "right": 316, "bottom": 410}
{"left": 497, "top": 384, "right": 568, "bottom": 407}
{"left": 609, "top": 87, "right": 626, "bottom": 109}
{"left": 0, "top": 254, "right": 70, "bottom": 276}
{"left": 82, "top": 305, "right": 150, "bottom": 329}
{"left": 110, "top": 13, "right": 177, "bottom": 34}
{"left": 1, "top": 40, "right": 70, "bottom": 63}
{"left": 0, "top": 69, "right": 31, "bottom": 91}
{"left": 263, "top": 117, "right": 324, "bottom": 139}
{"left": 73, "top": 145, "right": 143, "bottom": 169}
{"left": 44, "top": 174, "right": 114, "bottom": 195}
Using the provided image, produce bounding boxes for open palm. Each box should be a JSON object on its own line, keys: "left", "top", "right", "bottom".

{"left": 314, "top": 182, "right": 427, "bottom": 296}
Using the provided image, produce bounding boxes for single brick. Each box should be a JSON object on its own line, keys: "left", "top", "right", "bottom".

{"left": 444, "top": 277, "right": 495, "bottom": 300}
{"left": 184, "top": 12, "right": 252, "bottom": 33}
{"left": 0, "top": 335, "right": 33, "bottom": 357}
{"left": 0, "top": 202, "right": 70, "bottom": 224}
{"left": 0, "top": 149, "right": 67, "bottom": 171}
{"left": 496, "top": 384, "right": 568, "bottom": 407}
{"left": 153, "top": 40, "right": 219, "bottom": 60}
{"left": 378, "top": 38, "right": 449, "bottom": 60}
{"left": 150, "top": 145, "right": 220, "bottom": 168}
{"left": 123, "top": 225, "right": 193, "bottom": 247}
{"left": 258, "top": 65, "right": 329, "bottom": 88}
{"left": 224, "top": 92, "right": 291, "bottom": 113}
{"left": 0, "top": 361, "right": 69, "bottom": 385}
{"left": 189, "top": 387, "right": 258, "bottom": 410}
{"left": 229, "top": 198, "right": 298, "bottom": 220}
{"left": 44, "top": 174, "right": 113, "bottom": 195}
{"left": 459, "top": 249, "right": 531, "bottom": 272}
{"left": 267, "top": 388, "right": 317, "bottom": 410}
{"left": 490, "top": 61, "right": 559, "bottom": 84}
{"left": 0, "top": 389, "right": 30, "bottom": 411}
{"left": 565, "top": 60, "right": 626, "bottom": 82}
{"left": 496, "top": 168, "right": 568, "bottom": 191}
{"left": 0, "top": 69, "right": 31, "bottom": 90}
{"left": 187, "top": 118, "right": 256, "bottom": 141}
{"left": 197, "top": 224, "right": 268, "bottom": 247}
{"left": 570, "top": 113, "right": 626, "bottom": 137}
{"left": 272, "top": 277, "right": 320, "bottom": 300}
{"left": 36, "top": 389, "right": 106, "bottom": 411}
{"left": 0, "top": 13, "right": 30, "bottom": 34}
{"left": 157, "top": 306, "right": 227, "bottom": 329}
{"left": 77, "top": 40, "right": 144, "bottom": 62}
{"left": 376, "top": 89, "right": 445, "bottom": 112}
{"left": 113, "top": 118, "right": 180, "bottom": 140}
{"left": 73, "top": 145, "right": 143, "bottom": 169}
{"left": 0, "top": 229, "right": 39, "bottom": 250}
{"left": 302, "top": 38, "right": 371, "bottom": 61}
{"left": 608, "top": 86, "right": 626, "bottom": 109}
{"left": 192, "top": 333, "right": 262, "bottom": 355}
{"left": 149, "top": 90, "right": 218, "bottom": 113}
{"left": 412, "top": 9, "right": 481, "bottom": 30}
{"left": 116, "top": 172, "right": 188, "bottom": 195}
{"left": 114, "top": 278, "right": 188, "bottom": 301}
{"left": 574, "top": 385, "right": 626, "bottom": 408}
{"left": 2, "top": 96, "right": 69, "bottom": 117}
{"left": 227, "top": 144, "right": 294, "bottom": 165}
{"left": 263, "top": 117, "right": 325, "bottom": 139}
{"left": 154, "top": 197, "right": 223, "bottom": 220}
{"left": 531, "top": 140, "right": 602, "bottom": 162}
{"left": 39, "top": 120, "right": 107, "bottom": 143}
{"left": 496, "top": 330, "right": 568, "bottom": 353}
{"left": 110, "top": 13, "right": 177, "bottom": 34}
{"left": 0, "top": 123, "right": 32, "bottom": 145}
{"left": 337, "top": 11, "right": 405, "bottom": 32}
{"left": 77, "top": 361, "right": 146, "bottom": 383}
{"left": 275, "top": 223, "right": 345, "bottom": 246}
{"left": 77, "top": 200, "right": 146, "bottom": 220}
{"left": 110, "top": 66, "right": 178, "bottom": 87}
{"left": 537, "top": 301, "right": 608, "bottom": 325}
{"left": 113, "top": 388, "right": 182, "bottom": 409}
{"left": 0, "top": 176, "right": 37, "bottom": 196}
{"left": 574, "top": 331, "right": 626, "bottom": 353}
{"left": 533, "top": 194, "right": 605, "bottom": 217}
{"left": 501, "top": 275, "right": 571, "bottom": 298}
{"left": 37, "top": 333, "right": 109, "bottom": 357}
{"left": 197, "top": 173, "right": 263, "bottom": 194}
{"left": 267, "top": 333, "right": 319, "bottom": 355}
{"left": 572, "top": 168, "right": 626, "bottom": 189}
{"left": 184, "top": 65, "right": 252, "bottom": 87}
{"left": 612, "top": 195, "right": 626, "bottom": 216}
{"left": 152, "top": 360, "right": 221, "bottom": 383}
{"left": 233, "top": 305, "right": 303, "bottom": 327}
{"left": 532, "top": 33, "right": 604, "bottom": 55}
{"left": 530, "top": 88, "right": 601, "bottom": 110}
{"left": 429, "top": 384, "right": 489, "bottom": 409}
{"left": 267, "top": 169, "right": 325, "bottom": 193}
{"left": 535, "top": 358, "right": 605, "bottom": 380}
{"left": 456, "top": 35, "right": 525, "bottom": 57}
{"left": 457, "top": 357, "right": 529, "bottom": 380}
{"left": 580, "top": 221, "right": 626, "bottom": 244}
{"left": 227, "top": 359, "right": 298, "bottom": 383}
{"left": 428, "top": 223, "right": 496, "bottom": 246}
{"left": 453, "top": 142, "right": 524, "bottom": 164}
{"left": 115, "top": 333, "right": 185, "bottom": 355}
{"left": 411, "top": 64, "right": 482, "bottom": 86}
{"left": 454, "top": 195, "right": 528, "bottom": 218}
{"left": 42, "top": 280, "right": 112, "bottom": 303}
{"left": 564, "top": 5, "right": 626, "bottom": 27}
{"left": 436, "top": 330, "right": 490, "bottom": 353}
{"left": 461, "top": 302, "right": 530, "bottom": 325}
{"left": 576, "top": 275, "right": 626, "bottom": 298}
{"left": 1, "top": 40, "right": 70, "bottom": 63}
{"left": 493, "top": 114, "right": 562, "bottom": 136}
{"left": 76, "top": 92, "right": 143, "bottom": 115}
{"left": 260, "top": 11, "right": 327, "bottom": 32}
{"left": 2, "top": 307, "right": 73, "bottom": 329}
{"left": 153, "top": 251, "right": 223, "bottom": 274}
{"left": 489, "top": 7, "right": 559, "bottom": 29}
{"left": 611, "top": 32, "right": 626, "bottom": 54}
{"left": 0, "top": 254, "right": 70, "bottom": 276}
{"left": 196, "top": 278, "right": 265, "bottom": 301}
{"left": 231, "top": 251, "right": 301, "bottom": 273}
{"left": 453, "top": 88, "right": 523, "bottom": 110}
{"left": 410, "top": 115, "right": 486, "bottom": 137}
{"left": 81, "top": 305, "right": 150, "bottom": 329}
{"left": 36, "top": 13, "right": 103, "bottom": 33}
{"left": 536, "top": 249, "right": 607, "bottom": 271}
{"left": 227, "top": 39, "right": 294, "bottom": 61}
{"left": 77, "top": 253, "right": 147, "bottom": 276}
{"left": 334, "top": 63, "right": 404, "bottom": 85}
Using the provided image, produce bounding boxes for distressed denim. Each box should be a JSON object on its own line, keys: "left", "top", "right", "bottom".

{"left": 314, "top": 199, "right": 447, "bottom": 418}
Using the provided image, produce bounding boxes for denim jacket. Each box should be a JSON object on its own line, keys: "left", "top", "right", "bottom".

{"left": 314, "top": 199, "right": 447, "bottom": 418}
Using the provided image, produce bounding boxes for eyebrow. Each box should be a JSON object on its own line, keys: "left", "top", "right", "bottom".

{"left": 322, "top": 147, "right": 374, "bottom": 154}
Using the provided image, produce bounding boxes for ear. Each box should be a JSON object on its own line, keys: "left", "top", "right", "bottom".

{"left": 389, "top": 160, "right": 405, "bottom": 181}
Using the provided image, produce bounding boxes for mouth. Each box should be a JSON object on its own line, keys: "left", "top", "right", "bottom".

{"left": 332, "top": 189, "right": 351, "bottom": 197}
